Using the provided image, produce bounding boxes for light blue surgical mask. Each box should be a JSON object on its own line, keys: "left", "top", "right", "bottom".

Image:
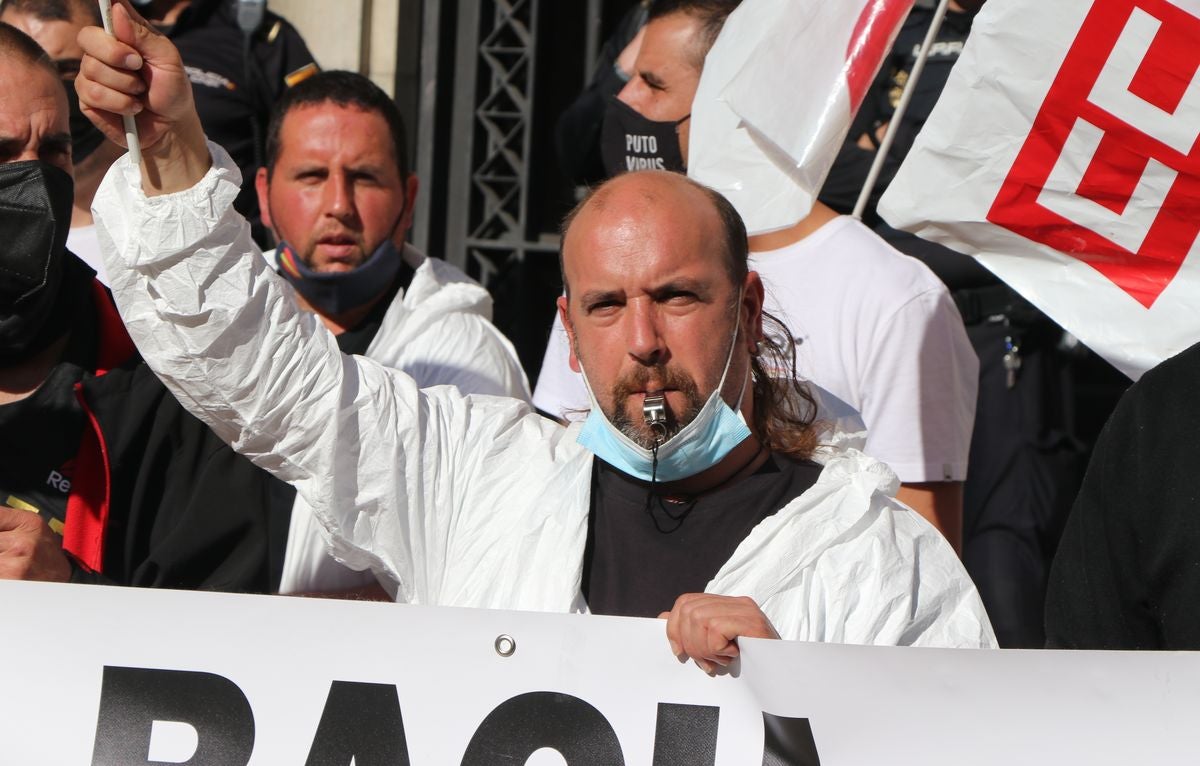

{"left": 576, "top": 302, "right": 752, "bottom": 483}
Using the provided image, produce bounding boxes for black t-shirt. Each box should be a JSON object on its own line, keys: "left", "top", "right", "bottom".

{"left": 1045, "top": 340, "right": 1200, "bottom": 649}
{"left": 0, "top": 299, "right": 98, "bottom": 538}
{"left": 332, "top": 262, "right": 414, "bottom": 356}
{"left": 583, "top": 453, "right": 823, "bottom": 618}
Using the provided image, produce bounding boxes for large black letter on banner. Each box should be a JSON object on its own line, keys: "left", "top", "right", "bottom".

{"left": 305, "top": 681, "right": 410, "bottom": 766}
{"left": 91, "top": 666, "right": 254, "bottom": 766}
{"left": 762, "top": 713, "right": 821, "bottom": 766}
{"left": 652, "top": 703, "right": 719, "bottom": 766}
{"left": 460, "top": 691, "right": 624, "bottom": 765}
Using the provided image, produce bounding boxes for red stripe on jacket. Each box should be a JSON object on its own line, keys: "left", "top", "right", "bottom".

{"left": 62, "top": 281, "right": 136, "bottom": 573}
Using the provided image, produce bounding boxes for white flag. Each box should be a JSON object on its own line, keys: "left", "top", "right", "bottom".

{"left": 689, "top": 0, "right": 913, "bottom": 235}
{"left": 879, "top": 0, "right": 1200, "bottom": 380}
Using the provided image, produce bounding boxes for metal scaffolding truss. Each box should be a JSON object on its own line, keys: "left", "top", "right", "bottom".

{"left": 471, "top": 1, "right": 532, "bottom": 241}
{"left": 412, "top": 0, "right": 610, "bottom": 375}
{"left": 444, "top": 0, "right": 559, "bottom": 290}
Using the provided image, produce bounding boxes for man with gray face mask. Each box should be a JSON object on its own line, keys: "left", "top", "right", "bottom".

{"left": 0, "top": 0, "right": 125, "bottom": 281}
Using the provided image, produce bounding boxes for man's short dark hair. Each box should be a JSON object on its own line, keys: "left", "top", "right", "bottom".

{"left": 0, "top": 21, "right": 60, "bottom": 78}
{"left": 1, "top": 0, "right": 103, "bottom": 27}
{"left": 647, "top": 0, "right": 741, "bottom": 68}
{"left": 265, "top": 70, "right": 409, "bottom": 179}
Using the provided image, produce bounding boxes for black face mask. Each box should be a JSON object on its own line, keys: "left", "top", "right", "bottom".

{"left": 0, "top": 160, "right": 75, "bottom": 362}
{"left": 270, "top": 178, "right": 415, "bottom": 315}
{"left": 273, "top": 197, "right": 412, "bottom": 317}
{"left": 64, "top": 85, "right": 108, "bottom": 165}
{"left": 600, "top": 97, "right": 689, "bottom": 178}
{"left": 276, "top": 237, "right": 405, "bottom": 316}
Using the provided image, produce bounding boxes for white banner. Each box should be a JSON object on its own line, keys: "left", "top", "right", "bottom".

{"left": 5, "top": 581, "right": 1200, "bottom": 764}
{"left": 690, "top": 0, "right": 913, "bottom": 235}
{"left": 879, "top": 0, "right": 1200, "bottom": 380}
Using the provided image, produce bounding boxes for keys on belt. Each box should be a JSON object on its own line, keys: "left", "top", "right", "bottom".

{"left": 1003, "top": 335, "right": 1022, "bottom": 389}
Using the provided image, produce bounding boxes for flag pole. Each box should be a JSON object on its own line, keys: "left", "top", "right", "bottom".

{"left": 853, "top": 0, "right": 953, "bottom": 220}
{"left": 97, "top": 0, "right": 143, "bottom": 169}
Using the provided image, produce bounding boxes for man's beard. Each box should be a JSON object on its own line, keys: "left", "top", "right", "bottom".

{"left": 299, "top": 234, "right": 368, "bottom": 271}
{"left": 607, "top": 365, "right": 706, "bottom": 449}
{"left": 266, "top": 200, "right": 368, "bottom": 271}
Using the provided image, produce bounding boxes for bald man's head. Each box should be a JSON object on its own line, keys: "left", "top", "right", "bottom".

{"left": 1, "top": 0, "right": 101, "bottom": 81}
{"left": 2, "top": 0, "right": 102, "bottom": 26}
{"left": 0, "top": 21, "right": 59, "bottom": 79}
{"left": 560, "top": 170, "right": 748, "bottom": 298}
{"left": 0, "top": 22, "right": 71, "bottom": 174}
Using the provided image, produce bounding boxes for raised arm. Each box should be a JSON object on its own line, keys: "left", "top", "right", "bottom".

{"left": 76, "top": 0, "right": 210, "bottom": 195}
{"left": 76, "top": 1, "right": 445, "bottom": 600}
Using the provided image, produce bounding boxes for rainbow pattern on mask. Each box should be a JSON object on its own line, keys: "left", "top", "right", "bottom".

{"left": 278, "top": 243, "right": 304, "bottom": 279}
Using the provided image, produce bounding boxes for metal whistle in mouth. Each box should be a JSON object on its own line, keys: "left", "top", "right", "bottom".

{"left": 643, "top": 392, "right": 668, "bottom": 444}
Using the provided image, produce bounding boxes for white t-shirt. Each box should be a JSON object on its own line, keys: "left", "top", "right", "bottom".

{"left": 534, "top": 216, "right": 978, "bottom": 482}
{"left": 68, "top": 224, "right": 108, "bottom": 285}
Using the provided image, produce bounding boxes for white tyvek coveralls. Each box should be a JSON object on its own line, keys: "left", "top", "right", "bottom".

{"left": 274, "top": 243, "right": 531, "bottom": 595}
{"left": 95, "top": 146, "right": 996, "bottom": 648}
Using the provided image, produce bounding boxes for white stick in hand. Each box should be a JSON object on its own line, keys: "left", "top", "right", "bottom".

{"left": 97, "top": 0, "right": 143, "bottom": 166}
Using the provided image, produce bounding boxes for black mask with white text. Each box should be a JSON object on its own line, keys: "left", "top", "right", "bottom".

{"left": 0, "top": 160, "right": 75, "bottom": 363}
{"left": 600, "top": 97, "right": 689, "bottom": 178}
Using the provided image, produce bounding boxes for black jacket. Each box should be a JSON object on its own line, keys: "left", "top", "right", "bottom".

{"left": 167, "top": 0, "right": 318, "bottom": 238}
{"left": 1045, "top": 341, "right": 1200, "bottom": 649}
{"left": 65, "top": 281, "right": 289, "bottom": 590}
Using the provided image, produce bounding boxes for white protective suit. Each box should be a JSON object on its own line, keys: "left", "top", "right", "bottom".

{"left": 96, "top": 145, "right": 995, "bottom": 647}
{"left": 271, "top": 244, "right": 531, "bottom": 595}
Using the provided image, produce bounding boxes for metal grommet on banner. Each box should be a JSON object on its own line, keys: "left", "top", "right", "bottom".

{"left": 494, "top": 634, "right": 516, "bottom": 658}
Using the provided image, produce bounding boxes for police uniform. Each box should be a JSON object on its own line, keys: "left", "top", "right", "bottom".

{"left": 164, "top": 0, "right": 318, "bottom": 243}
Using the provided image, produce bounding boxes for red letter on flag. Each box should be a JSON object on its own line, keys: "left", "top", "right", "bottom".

{"left": 987, "top": 0, "right": 1200, "bottom": 308}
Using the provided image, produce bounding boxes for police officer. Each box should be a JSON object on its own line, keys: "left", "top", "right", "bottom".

{"left": 134, "top": 0, "right": 319, "bottom": 245}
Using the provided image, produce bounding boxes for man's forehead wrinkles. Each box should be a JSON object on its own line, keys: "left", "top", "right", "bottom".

{"left": 568, "top": 211, "right": 649, "bottom": 259}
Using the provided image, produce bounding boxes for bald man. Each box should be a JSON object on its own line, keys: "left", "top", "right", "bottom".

{"left": 79, "top": 1, "right": 995, "bottom": 664}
